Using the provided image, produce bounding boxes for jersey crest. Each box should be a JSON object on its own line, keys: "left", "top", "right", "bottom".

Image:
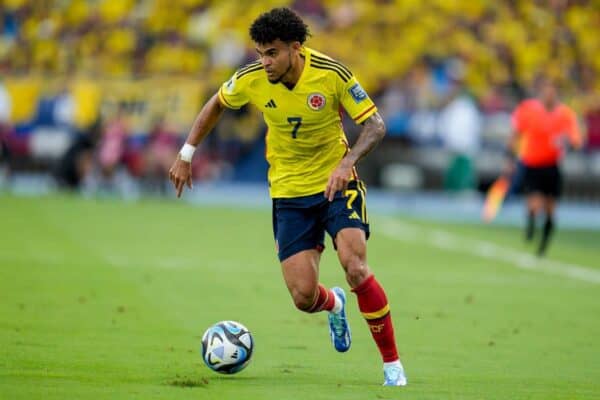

{"left": 307, "top": 93, "right": 326, "bottom": 111}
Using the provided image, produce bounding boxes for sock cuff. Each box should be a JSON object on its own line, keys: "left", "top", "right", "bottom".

{"left": 351, "top": 274, "right": 375, "bottom": 295}
{"left": 383, "top": 360, "right": 402, "bottom": 368}
{"left": 307, "top": 284, "right": 328, "bottom": 313}
{"left": 307, "top": 284, "right": 337, "bottom": 313}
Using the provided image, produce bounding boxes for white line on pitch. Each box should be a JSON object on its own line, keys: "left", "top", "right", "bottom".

{"left": 376, "top": 219, "right": 600, "bottom": 284}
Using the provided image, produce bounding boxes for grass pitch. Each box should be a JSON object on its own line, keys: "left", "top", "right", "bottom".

{"left": 1, "top": 194, "right": 599, "bottom": 399}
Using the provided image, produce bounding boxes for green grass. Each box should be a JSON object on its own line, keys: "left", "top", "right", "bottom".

{"left": 1, "top": 194, "right": 599, "bottom": 399}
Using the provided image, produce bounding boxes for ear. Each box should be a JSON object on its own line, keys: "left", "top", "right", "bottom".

{"left": 290, "top": 41, "right": 302, "bottom": 52}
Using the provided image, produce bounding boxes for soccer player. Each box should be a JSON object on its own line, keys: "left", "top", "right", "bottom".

{"left": 169, "top": 7, "right": 407, "bottom": 386}
{"left": 506, "top": 76, "right": 582, "bottom": 256}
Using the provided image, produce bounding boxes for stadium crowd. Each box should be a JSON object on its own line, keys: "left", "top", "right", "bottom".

{"left": 1, "top": 0, "right": 600, "bottom": 195}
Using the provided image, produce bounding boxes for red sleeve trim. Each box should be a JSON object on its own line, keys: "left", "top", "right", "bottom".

{"left": 353, "top": 105, "right": 376, "bottom": 122}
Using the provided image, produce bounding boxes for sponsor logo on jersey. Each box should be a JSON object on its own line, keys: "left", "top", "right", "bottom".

{"left": 348, "top": 83, "right": 367, "bottom": 103}
{"left": 307, "top": 93, "right": 326, "bottom": 111}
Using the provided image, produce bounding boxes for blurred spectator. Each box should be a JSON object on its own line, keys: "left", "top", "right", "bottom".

{"left": 0, "top": 78, "right": 10, "bottom": 180}
{"left": 1, "top": 0, "right": 599, "bottom": 198}
{"left": 380, "top": 79, "right": 410, "bottom": 138}
{"left": 406, "top": 59, "right": 440, "bottom": 145}
{"left": 0, "top": 121, "right": 9, "bottom": 186}
{"left": 54, "top": 132, "right": 95, "bottom": 190}
{"left": 0, "top": 78, "right": 10, "bottom": 123}
{"left": 53, "top": 84, "right": 75, "bottom": 128}
{"left": 437, "top": 59, "right": 482, "bottom": 191}
{"left": 2, "top": 0, "right": 597, "bottom": 96}
{"left": 140, "top": 116, "right": 180, "bottom": 193}
{"left": 584, "top": 95, "right": 600, "bottom": 152}
{"left": 97, "top": 105, "right": 129, "bottom": 182}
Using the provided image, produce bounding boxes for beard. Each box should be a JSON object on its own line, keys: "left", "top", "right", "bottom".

{"left": 267, "top": 74, "right": 282, "bottom": 84}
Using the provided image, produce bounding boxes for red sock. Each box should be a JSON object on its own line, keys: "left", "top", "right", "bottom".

{"left": 352, "top": 275, "right": 399, "bottom": 362}
{"left": 307, "top": 284, "right": 335, "bottom": 313}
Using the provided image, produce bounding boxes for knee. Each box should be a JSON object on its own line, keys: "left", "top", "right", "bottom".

{"left": 340, "top": 253, "right": 370, "bottom": 288}
{"left": 290, "top": 287, "right": 315, "bottom": 312}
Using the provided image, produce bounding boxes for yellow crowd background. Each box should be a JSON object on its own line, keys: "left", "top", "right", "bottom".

{"left": 1, "top": 0, "right": 599, "bottom": 133}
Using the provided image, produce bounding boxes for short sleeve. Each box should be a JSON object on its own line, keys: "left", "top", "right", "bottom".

{"left": 339, "top": 76, "right": 377, "bottom": 124}
{"left": 217, "top": 72, "right": 250, "bottom": 110}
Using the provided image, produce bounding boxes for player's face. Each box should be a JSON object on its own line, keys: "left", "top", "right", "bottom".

{"left": 255, "top": 40, "right": 295, "bottom": 83}
{"left": 539, "top": 81, "right": 558, "bottom": 104}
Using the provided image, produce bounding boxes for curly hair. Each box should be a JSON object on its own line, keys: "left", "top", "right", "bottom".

{"left": 249, "top": 7, "right": 310, "bottom": 45}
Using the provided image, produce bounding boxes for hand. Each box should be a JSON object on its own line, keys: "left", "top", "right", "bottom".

{"left": 324, "top": 159, "right": 354, "bottom": 202}
{"left": 169, "top": 155, "right": 193, "bottom": 198}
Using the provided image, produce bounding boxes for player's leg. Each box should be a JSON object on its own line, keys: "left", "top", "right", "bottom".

{"left": 523, "top": 166, "right": 544, "bottom": 241}
{"left": 273, "top": 196, "right": 341, "bottom": 314}
{"left": 335, "top": 227, "right": 371, "bottom": 286}
{"left": 525, "top": 193, "right": 544, "bottom": 241}
{"left": 537, "top": 165, "right": 561, "bottom": 256}
{"left": 325, "top": 180, "right": 406, "bottom": 386}
{"left": 508, "top": 160, "right": 526, "bottom": 196}
{"left": 538, "top": 196, "right": 556, "bottom": 256}
{"left": 335, "top": 228, "right": 406, "bottom": 386}
{"left": 280, "top": 249, "right": 340, "bottom": 312}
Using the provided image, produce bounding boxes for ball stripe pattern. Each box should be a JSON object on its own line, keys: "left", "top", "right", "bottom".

{"left": 201, "top": 321, "right": 254, "bottom": 374}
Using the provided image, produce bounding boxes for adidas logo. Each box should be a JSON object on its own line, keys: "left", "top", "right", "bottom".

{"left": 349, "top": 211, "right": 360, "bottom": 220}
{"left": 265, "top": 99, "right": 277, "bottom": 108}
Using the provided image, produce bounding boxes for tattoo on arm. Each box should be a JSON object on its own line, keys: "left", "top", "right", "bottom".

{"left": 345, "top": 112, "right": 386, "bottom": 165}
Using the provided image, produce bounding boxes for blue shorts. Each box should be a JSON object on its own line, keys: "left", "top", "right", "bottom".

{"left": 272, "top": 180, "right": 370, "bottom": 262}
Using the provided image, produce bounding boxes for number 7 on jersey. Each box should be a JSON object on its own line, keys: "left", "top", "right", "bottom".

{"left": 287, "top": 117, "right": 302, "bottom": 138}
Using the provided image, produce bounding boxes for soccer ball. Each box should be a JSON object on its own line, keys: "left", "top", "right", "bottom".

{"left": 201, "top": 320, "right": 254, "bottom": 374}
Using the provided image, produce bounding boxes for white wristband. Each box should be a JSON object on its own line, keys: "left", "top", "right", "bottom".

{"left": 179, "top": 143, "right": 196, "bottom": 162}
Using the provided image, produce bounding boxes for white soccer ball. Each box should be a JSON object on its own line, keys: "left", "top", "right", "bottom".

{"left": 201, "top": 320, "right": 254, "bottom": 374}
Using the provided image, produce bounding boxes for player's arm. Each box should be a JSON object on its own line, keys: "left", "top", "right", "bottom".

{"left": 507, "top": 102, "right": 525, "bottom": 158}
{"left": 502, "top": 129, "right": 520, "bottom": 177}
{"left": 324, "top": 112, "right": 386, "bottom": 201}
{"left": 504, "top": 102, "right": 526, "bottom": 177}
{"left": 345, "top": 111, "right": 386, "bottom": 165}
{"left": 169, "top": 93, "right": 225, "bottom": 198}
{"left": 566, "top": 109, "right": 583, "bottom": 150}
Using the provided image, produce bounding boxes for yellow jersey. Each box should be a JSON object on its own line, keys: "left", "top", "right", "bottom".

{"left": 218, "top": 47, "right": 377, "bottom": 198}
